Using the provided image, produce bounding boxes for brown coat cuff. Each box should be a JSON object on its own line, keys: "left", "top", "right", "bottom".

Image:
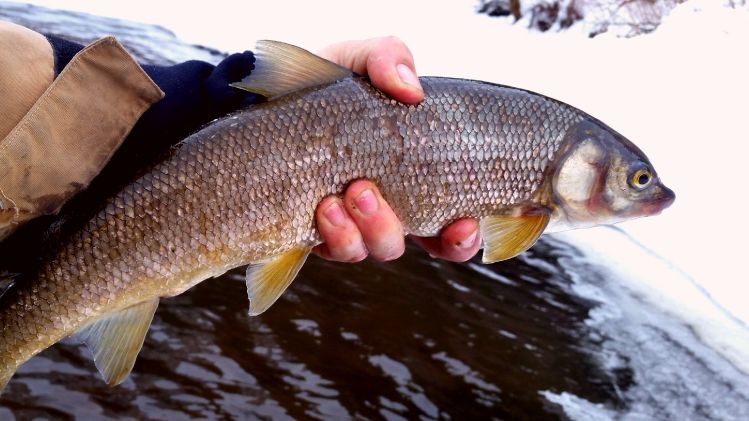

{"left": 0, "top": 36, "right": 165, "bottom": 240}
{"left": 0, "top": 21, "right": 54, "bottom": 140}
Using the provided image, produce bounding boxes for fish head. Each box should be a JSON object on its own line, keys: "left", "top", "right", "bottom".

{"left": 549, "top": 119, "right": 675, "bottom": 230}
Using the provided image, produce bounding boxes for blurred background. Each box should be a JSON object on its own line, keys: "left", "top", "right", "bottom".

{"left": 1, "top": 0, "right": 748, "bottom": 419}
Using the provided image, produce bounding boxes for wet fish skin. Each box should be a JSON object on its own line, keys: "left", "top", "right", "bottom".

{"left": 0, "top": 77, "right": 576, "bottom": 383}
{"left": 0, "top": 57, "right": 673, "bottom": 388}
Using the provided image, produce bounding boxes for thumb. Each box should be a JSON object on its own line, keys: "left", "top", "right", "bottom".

{"left": 318, "top": 36, "right": 424, "bottom": 105}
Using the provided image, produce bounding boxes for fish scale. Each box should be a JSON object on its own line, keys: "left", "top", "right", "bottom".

{"left": 0, "top": 58, "right": 619, "bottom": 393}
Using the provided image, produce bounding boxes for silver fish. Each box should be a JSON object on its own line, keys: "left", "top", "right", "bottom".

{"left": 0, "top": 41, "right": 674, "bottom": 390}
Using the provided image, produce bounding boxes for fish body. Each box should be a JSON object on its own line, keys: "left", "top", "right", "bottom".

{"left": 0, "top": 42, "right": 673, "bottom": 390}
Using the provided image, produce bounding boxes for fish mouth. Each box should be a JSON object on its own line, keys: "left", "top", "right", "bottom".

{"left": 639, "top": 184, "right": 675, "bottom": 216}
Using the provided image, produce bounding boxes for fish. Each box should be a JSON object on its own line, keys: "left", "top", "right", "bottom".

{"left": 0, "top": 40, "right": 674, "bottom": 391}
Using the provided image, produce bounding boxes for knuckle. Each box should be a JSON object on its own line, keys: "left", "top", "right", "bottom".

{"left": 368, "top": 37, "right": 407, "bottom": 67}
{"left": 378, "top": 35, "right": 403, "bottom": 48}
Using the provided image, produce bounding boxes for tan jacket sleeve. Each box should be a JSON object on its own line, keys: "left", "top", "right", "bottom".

{"left": 0, "top": 22, "right": 165, "bottom": 240}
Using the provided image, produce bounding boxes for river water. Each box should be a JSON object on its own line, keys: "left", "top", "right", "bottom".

{"left": 1, "top": 2, "right": 748, "bottom": 420}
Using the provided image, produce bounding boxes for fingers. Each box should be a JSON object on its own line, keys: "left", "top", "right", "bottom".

{"left": 314, "top": 196, "right": 367, "bottom": 262}
{"left": 314, "top": 180, "right": 405, "bottom": 262}
{"left": 314, "top": 182, "right": 480, "bottom": 263}
{"left": 314, "top": 37, "right": 473, "bottom": 264}
{"left": 343, "top": 180, "right": 405, "bottom": 261}
{"left": 411, "top": 218, "right": 481, "bottom": 263}
{"left": 318, "top": 36, "right": 424, "bottom": 105}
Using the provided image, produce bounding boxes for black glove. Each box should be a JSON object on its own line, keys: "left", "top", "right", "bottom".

{"left": 137, "top": 52, "right": 258, "bottom": 149}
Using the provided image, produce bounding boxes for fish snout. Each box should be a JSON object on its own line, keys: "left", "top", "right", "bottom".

{"left": 640, "top": 183, "right": 675, "bottom": 216}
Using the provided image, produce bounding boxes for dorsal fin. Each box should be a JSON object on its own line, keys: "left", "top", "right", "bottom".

{"left": 73, "top": 299, "right": 159, "bottom": 385}
{"left": 231, "top": 40, "right": 354, "bottom": 99}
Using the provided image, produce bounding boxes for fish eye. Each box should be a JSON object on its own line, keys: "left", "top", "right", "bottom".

{"left": 630, "top": 167, "right": 653, "bottom": 190}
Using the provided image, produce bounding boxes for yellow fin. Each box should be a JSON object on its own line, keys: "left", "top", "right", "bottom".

{"left": 73, "top": 299, "right": 159, "bottom": 386}
{"left": 480, "top": 213, "right": 550, "bottom": 263}
{"left": 0, "top": 373, "right": 11, "bottom": 395}
{"left": 246, "top": 247, "right": 311, "bottom": 316}
{"left": 231, "top": 40, "right": 353, "bottom": 99}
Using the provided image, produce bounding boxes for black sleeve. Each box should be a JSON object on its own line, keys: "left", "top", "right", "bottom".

{"left": 44, "top": 35, "right": 260, "bottom": 152}
{"left": 46, "top": 35, "right": 82, "bottom": 76}
{"left": 135, "top": 52, "right": 259, "bottom": 150}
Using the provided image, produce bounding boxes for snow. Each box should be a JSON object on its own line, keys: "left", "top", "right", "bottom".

{"left": 15, "top": 0, "right": 749, "bottom": 406}
{"left": 540, "top": 391, "right": 620, "bottom": 420}
{"left": 575, "top": 227, "right": 749, "bottom": 374}
{"left": 545, "top": 231, "right": 749, "bottom": 419}
{"left": 570, "top": 0, "right": 749, "bottom": 365}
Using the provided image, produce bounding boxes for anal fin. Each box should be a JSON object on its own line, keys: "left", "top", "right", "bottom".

{"left": 480, "top": 212, "right": 550, "bottom": 263}
{"left": 246, "top": 247, "right": 311, "bottom": 316}
{"left": 73, "top": 299, "right": 159, "bottom": 385}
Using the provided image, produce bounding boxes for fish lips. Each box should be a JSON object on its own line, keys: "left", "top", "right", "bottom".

{"left": 637, "top": 183, "right": 675, "bottom": 216}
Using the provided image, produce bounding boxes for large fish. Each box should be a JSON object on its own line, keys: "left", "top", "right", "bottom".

{"left": 0, "top": 41, "right": 674, "bottom": 391}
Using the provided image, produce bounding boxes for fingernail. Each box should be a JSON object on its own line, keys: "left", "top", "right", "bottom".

{"left": 397, "top": 64, "right": 421, "bottom": 89}
{"left": 457, "top": 231, "right": 478, "bottom": 249}
{"left": 354, "top": 189, "right": 378, "bottom": 216}
{"left": 323, "top": 202, "right": 346, "bottom": 227}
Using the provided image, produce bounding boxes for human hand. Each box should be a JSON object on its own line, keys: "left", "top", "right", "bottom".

{"left": 313, "top": 37, "right": 481, "bottom": 263}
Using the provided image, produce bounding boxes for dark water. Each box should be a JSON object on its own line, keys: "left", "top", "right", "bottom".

{"left": 1, "top": 3, "right": 748, "bottom": 420}
{"left": 2, "top": 239, "right": 619, "bottom": 420}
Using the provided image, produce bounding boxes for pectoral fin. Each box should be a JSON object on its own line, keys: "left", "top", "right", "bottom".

{"left": 246, "top": 247, "right": 311, "bottom": 316}
{"left": 231, "top": 40, "right": 354, "bottom": 99}
{"left": 73, "top": 299, "right": 159, "bottom": 386}
{"left": 480, "top": 212, "right": 550, "bottom": 263}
